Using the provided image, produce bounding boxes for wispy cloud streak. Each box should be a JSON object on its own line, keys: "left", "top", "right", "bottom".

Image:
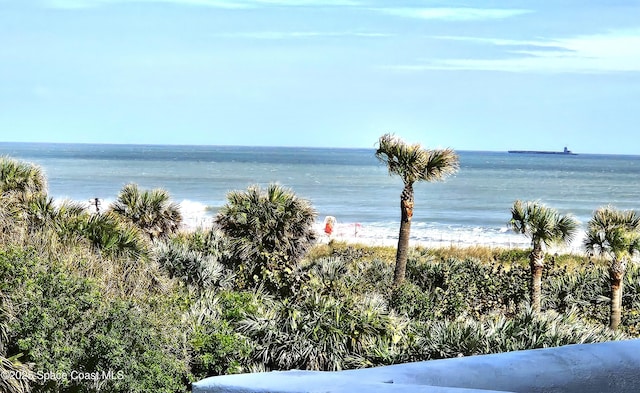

{"left": 374, "top": 7, "right": 532, "bottom": 21}
{"left": 389, "top": 30, "right": 640, "bottom": 73}
{"left": 44, "top": 0, "right": 359, "bottom": 9}
{"left": 212, "top": 31, "right": 392, "bottom": 39}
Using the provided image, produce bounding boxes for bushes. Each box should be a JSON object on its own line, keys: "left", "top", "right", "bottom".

{"left": 214, "top": 184, "right": 316, "bottom": 295}
{"left": 402, "top": 257, "right": 529, "bottom": 319}
{"left": 409, "top": 307, "right": 626, "bottom": 361}
{"left": 184, "top": 291, "right": 255, "bottom": 379}
{"left": 0, "top": 247, "right": 189, "bottom": 393}
{"left": 77, "top": 299, "right": 188, "bottom": 393}
{"left": 1, "top": 156, "right": 638, "bottom": 389}
{"left": 154, "top": 240, "right": 230, "bottom": 289}
{"left": 239, "top": 291, "right": 406, "bottom": 371}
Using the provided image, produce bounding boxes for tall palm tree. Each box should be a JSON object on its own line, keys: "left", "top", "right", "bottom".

{"left": 584, "top": 206, "right": 640, "bottom": 329}
{"left": 110, "top": 183, "right": 182, "bottom": 240}
{"left": 375, "top": 134, "right": 459, "bottom": 287}
{"left": 0, "top": 156, "right": 46, "bottom": 198}
{"left": 509, "top": 200, "right": 579, "bottom": 313}
{"left": 214, "top": 183, "right": 317, "bottom": 292}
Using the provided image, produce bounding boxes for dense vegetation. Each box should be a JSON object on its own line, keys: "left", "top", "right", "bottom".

{"left": 0, "top": 155, "right": 638, "bottom": 393}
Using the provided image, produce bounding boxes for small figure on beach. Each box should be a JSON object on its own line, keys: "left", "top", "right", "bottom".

{"left": 90, "top": 197, "right": 101, "bottom": 213}
{"left": 324, "top": 216, "right": 336, "bottom": 237}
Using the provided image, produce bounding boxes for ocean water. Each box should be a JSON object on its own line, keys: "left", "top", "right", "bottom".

{"left": 2, "top": 142, "right": 640, "bottom": 250}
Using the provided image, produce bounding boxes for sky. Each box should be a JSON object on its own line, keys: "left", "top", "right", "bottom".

{"left": 1, "top": 0, "right": 639, "bottom": 154}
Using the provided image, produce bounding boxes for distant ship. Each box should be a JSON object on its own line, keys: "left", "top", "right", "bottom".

{"left": 508, "top": 147, "right": 577, "bottom": 155}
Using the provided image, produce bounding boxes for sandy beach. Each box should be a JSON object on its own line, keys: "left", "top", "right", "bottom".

{"left": 316, "top": 222, "right": 586, "bottom": 254}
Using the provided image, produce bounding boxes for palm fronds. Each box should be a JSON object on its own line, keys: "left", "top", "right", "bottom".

{"left": 509, "top": 200, "right": 579, "bottom": 249}
{"left": 110, "top": 183, "right": 182, "bottom": 240}
{"left": 585, "top": 206, "right": 640, "bottom": 260}
{"left": 375, "top": 133, "right": 459, "bottom": 185}
{"left": 214, "top": 183, "right": 317, "bottom": 293}
{"left": 0, "top": 156, "right": 46, "bottom": 197}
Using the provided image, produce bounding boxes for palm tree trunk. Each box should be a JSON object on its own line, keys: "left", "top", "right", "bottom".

{"left": 529, "top": 246, "right": 544, "bottom": 313}
{"left": 609, "top": 258, "right": 627, "bottom": 330}
{"left": 393, "top": 184, "right": 414, "bottom": 287}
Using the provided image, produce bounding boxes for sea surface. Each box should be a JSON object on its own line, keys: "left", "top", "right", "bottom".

{"left": 2, "top": 142, "right": 640, "bottom": 251}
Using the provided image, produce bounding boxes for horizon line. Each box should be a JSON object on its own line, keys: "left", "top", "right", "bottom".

{"left": 0, "top": 140, "right": 632, "bottom": 156}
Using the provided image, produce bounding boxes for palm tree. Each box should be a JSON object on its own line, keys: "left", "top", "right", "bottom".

{"left": 110, "top": 183, "right": 182, "bottom": 240}
{"left": 0, "top": 156, "right": 46, "bottom": 198}
{"left": 375, "top": 134, "right": 459, "bottom": 287}
{"left": 214, "top": 183, "right": 317, "bottom": 293}
{"left": 584, "top": 206, "right": 640, "bottom": 329}
{"left": 509, "top": 200, "right": 579, "bottom": 313}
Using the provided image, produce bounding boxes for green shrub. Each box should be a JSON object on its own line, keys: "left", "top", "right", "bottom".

{"left": 214, "top": 184, "right": 316, "bottom": 296}
{"left": 77, "top": 299, "right": 188, "bottom": 393}
{"left": 188, "top": 320, "right": 251, "bottom": 379}
{"left": 410, "top": 306, "right": 626, "bottom": 361}
{"left": 354, "top": 258, "right": 394, "bottom": 294}
{"left": 389, "top": 281, "right": 436, "bottom": 321}
{"left": 0, "top": 246, "right": 188, "bottom": 393}
{"left": 239, "top": 289, "right": 407, "bottom": 371}
{"left": 183, "top": 291, "right": 258, "bottom": 379}
{"left": 622, "top": 264, "right": 640, "bottom": 335}
{"left": 154, "top": 241, "right": 232, "bottom": 289}
{"left": 70, "top": 212, "right": 147, "bottom": 260}
{"left": 404, "top": 257, "right": 529, "bottom": 319}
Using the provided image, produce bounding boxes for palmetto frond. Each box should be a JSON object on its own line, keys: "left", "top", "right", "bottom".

{"left": 6, "top": 194, "right": 88, "bottom": 236}
{"left": 215, "top": 183, "right": 317, "bottom": 293}
{"left": 585, "top": 206, "right": 640, "bottom": 260}
{"left": 0, "top": 156, "right": 47, "bottom": 197}
{"left": 509, "top": 200, "right": 578, "bottom": 249}
{"left": 78, "top": 212, "right": 147, "bottom": 259}
{"left": 216, "top": 184, "right": 317, "bottom": 264}
{"left": 0, "top": 356, "right": 33, "bottom": 393}
{"left": 375, "top": 133, "right": 459, "bottom": 185}
{"left": 423, "top": 148, "right": 460, "bottom": 181}
{"left": 110, "top": 183, "right": 182, "bottom": 240}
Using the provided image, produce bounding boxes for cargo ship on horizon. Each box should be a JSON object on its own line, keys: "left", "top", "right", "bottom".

{"left": 508, "top": 147, "right": 577, "bottom": 155}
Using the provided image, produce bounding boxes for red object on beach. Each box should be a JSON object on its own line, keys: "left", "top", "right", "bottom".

{"left": 324, "top": 222, "right": 333, "bottom": 235}
{"left": 324, "top": 216, "right": 336, "bottom": 236}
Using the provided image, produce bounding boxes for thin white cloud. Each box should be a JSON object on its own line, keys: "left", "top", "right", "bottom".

{"left": 390, "top": 30, "right": 640, "bottom": 73}
{"left": 248, "top": 0, "right": 359, "bottom": 5}
{"left": 375, "top": 7, "right": 533, "bottom": 21}
{"left": 213, "top": 31, "right": 392, "bottom": 39}
{"left": 45, "top": 0, "right": 250, "bottom": 8}
{"left": 44, "top": 0, "right": 359, "bottom": 9}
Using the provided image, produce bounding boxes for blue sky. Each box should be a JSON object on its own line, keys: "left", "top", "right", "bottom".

{"left": 1, "top": 0, "right": 639, "bottom": 154}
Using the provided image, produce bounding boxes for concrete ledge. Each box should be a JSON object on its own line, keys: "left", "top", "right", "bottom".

{"left": 193, "top": 339, "right": 640, "bottom": 393}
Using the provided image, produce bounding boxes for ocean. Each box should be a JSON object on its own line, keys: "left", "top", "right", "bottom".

{"left": 2, "top": 142, "right": 640, "bottom": 251}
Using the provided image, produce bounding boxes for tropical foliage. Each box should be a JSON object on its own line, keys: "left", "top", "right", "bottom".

{"left": 0, "top": 156, "right": 46, "bottom": 198}
{"left": 110, "top": 183, "right": 182, "bottom": 240}
{"left": 509, "top": 200, "right": 579, "bottom": 312}
{"left": 1, "top": 155, "right": 639, "bottom": 393}
{"left": 375, "top": 133, "right": 459, "bottom": 287}
{"left": 214, "top": 183, "right": 317, "bottom": 295}
{"left": 584, "top": 206, "right": 640, "bottom": 329}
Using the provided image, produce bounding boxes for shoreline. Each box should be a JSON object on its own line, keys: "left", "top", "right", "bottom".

{"left": 74, "top": 197, "right": 586, "bottom": 254}
{"left": 312, "top": 222, "right": 585, "bottom": 254}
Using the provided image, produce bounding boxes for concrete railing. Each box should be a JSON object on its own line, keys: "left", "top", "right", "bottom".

{"left": 193, "top": 339, "right": 640, "bottom": 393}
